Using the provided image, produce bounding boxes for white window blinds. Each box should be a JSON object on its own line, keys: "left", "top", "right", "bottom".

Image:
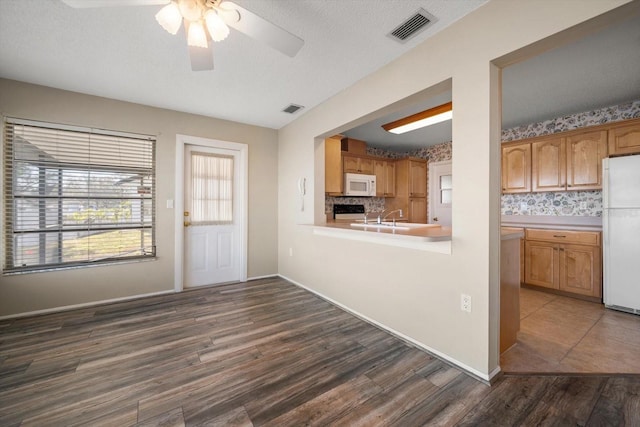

{"left": 190, "top": 152, "right": 233, "bottom": 225}
{"left": 3, "top": 118, "right": 156, "bottom": 273}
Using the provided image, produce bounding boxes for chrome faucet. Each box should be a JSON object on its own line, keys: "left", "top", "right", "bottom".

{"left": 362, "top": 211, "right": 377, "bottom": 224}
{"left": 377, "top": 208, "right": 403, "bottom": 225}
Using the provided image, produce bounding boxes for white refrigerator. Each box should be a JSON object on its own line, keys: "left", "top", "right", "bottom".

{"left": 603, "top": 154, "right": 640, "bottom": 315}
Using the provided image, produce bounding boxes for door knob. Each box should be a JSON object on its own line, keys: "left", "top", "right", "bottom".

{"left": 433, "top": 217, "right": 438, "bottom": 222}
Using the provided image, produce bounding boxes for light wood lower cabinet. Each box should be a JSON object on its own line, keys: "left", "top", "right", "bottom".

{"left": 524, "top": 228, "right": 602, "bottom": 299}
{"left": 559, "top": 244, "right": 601, "bottom": 297}
{"left": 408, "top": 197, "right": 427, "bottom": 223}
{"left": 525, "top": 240, "right": 558, "bottom": 289}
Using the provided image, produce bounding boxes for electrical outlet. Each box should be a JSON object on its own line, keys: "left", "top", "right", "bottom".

{"left": 461, "top": 294, "right": 472, "bottom": 313}
{"left": 520, "top": 202, "right": 528, "bottom": 212}
{"left": 289, "top": 247, "right": 293, "bottom": 257}
{"left": 580, "top": 201, "right": 587, "bottom": 209}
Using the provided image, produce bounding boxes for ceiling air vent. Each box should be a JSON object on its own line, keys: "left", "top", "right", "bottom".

{"left": 388, "top": 8, "right": 437, "bottom": 43}
{"left": 282, "top": 104, "right": 304, "bottom": 114}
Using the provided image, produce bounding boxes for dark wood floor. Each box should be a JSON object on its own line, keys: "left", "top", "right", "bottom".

{"left": 1, "top": 277, "right": 638, "bottom": 426}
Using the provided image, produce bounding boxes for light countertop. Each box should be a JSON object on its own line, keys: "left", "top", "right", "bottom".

{"left": 322, "top": 222, "right": 452, "bottom": 241}
{"left": 501, "top": 227, "right": 525, "bottom": 240}
{"left": 501, "top": 215, "right": 602, "bottom": 231}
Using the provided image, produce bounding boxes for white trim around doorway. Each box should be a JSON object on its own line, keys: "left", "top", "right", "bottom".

{"left": 174, "top": 134, "right": 248, "bottom": 292}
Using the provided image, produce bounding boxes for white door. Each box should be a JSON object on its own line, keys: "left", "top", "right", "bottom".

{"left": 184, "top": 144, "right": 241, "bottom": 287}
{"left": 428, "top": 160, "right": 452, "bottom": 227}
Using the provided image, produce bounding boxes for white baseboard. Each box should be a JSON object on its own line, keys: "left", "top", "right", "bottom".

{"left": 247, "top": 274, "right": 278, "bottom": 281}
{"left": 278, "top": 274, "right": 500, "bottom": 383}
{"left": 0, "top": 289, "right": 175, "bottom": 321}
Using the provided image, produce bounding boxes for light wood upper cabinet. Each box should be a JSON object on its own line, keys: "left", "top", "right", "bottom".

{"left": 324, "top": 136, "right": 343, "bottom": 195}
{"left": 387, "top": 158, "right": 427, "bottom": 223}
{"left": 566, "top": 130, "right": 607, "bottom": 190}
{"left": 343, "top": 154, "right": 374, "bottom": 174}
{"left": 385, "top": 162, "right": 396, "bottom": 197}
{"left": 374, "top": 159, "right": 396, "bottom": 197}
{"left": 608, "top": 120, "right": 640, "bottom": 156}
{"left": 505, "top": 127, "right": 608, "bottom": 193}
{"left": 502, "top": 143, "right": 531, "bottom": 193}
{"left": 374, "top": 160, "right": 386, "bottom": 197}
{"left": 409, "top": 160, "right": 427, "bottom": 197}
{"left": 532, "top": 137, "right": 566, "bottom": 192}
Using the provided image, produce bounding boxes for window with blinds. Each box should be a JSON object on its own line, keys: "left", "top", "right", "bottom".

{"left": 3, "top": 118, "right": 156, "bottom": 273}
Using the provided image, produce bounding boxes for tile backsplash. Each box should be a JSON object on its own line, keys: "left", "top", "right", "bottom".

{"left": 326, "top": 99, "right": 640, "bottom": 218}
{"left": 325, "top": 197, "right": 384, "bottom": 216}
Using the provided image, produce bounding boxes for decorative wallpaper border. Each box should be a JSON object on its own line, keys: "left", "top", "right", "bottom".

{"left": 501, "top": 100, "right": 640, "bottom": 142}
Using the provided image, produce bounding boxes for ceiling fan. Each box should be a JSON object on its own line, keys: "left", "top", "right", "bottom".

{"left": 61, "top": 0, "right": 304, "bottom": 71}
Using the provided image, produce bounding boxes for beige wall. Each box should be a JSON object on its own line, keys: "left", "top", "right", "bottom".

{"left": 0, "top": 79, "right": 278, "bottom": 317}
{"left": 278, "top": 1, "right": 635, "bottom": 378}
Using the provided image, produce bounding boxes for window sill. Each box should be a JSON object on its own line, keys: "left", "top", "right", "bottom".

{"left": 3, "top": 257, "right": 158, "bottom": 276}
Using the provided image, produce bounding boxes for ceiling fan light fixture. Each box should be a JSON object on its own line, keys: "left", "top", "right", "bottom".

{"left": 187, "top": 21, "right": 208, "bottom": 48}
{"left": 178, "top": 0, "right": 202, "bottom": 22}
{"left": 155, "top": 2, "right": 182, "bottom": 35}
{"left": 205, "top": 10, "right": 230, "bottom": 42}
{"left": 382, "top": 102, "right": 453, "bottom": 134}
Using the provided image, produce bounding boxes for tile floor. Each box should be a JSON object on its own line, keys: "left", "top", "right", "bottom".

{"left": 500, "top": 287, "right": 640, "bottom": 374}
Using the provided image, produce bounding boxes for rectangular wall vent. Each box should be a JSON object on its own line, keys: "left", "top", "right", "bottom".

{"left": 388, "top": 8, "right": 437, "bottom": 43}
{"left": 282, "top": 104, "right": 304, "bottom": 114}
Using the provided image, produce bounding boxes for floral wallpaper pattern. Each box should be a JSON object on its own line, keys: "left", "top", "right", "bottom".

{"left": 501, "top": 100, "right": 639, "bottom": 217}
{"left": 502, "top": 191, "right": 602, "bottom": 216}
{"left": 502, "top": 100, "right": 640, "bottom": 143}
{"left": 327, "top": 100, "right": 639, "bottom": 218}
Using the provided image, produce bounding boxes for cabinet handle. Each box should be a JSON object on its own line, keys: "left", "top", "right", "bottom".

{"left": 559, "top": 248, "right": 565, "bottom": 251}
{"left": 553, "top": 235, "right": 566, "bottom": 238}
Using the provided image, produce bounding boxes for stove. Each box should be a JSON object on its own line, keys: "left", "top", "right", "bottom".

{"left": 333, "top": 204, "right": 365, "bottom": 220}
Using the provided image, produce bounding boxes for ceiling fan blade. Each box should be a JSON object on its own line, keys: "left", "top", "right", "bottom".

{"left": 188, "top": 44, "right": 214, "bottom": 71}
{"left": 219, "top": 1, "right": 304, "bottom": 57}
{"left": 61, "top": 0, "right": 169, "bottom": 8}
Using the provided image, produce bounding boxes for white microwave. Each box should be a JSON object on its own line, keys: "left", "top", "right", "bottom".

{"left": 344, "top": 173, "right": 376, "bottom": 196}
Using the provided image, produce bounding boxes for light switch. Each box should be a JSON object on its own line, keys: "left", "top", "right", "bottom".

{"left": 166, "top": 199, "right": 174, "bottom": 209}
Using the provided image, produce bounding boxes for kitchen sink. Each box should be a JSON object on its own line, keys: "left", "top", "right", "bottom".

{"left": 351, "top": 223, "right": 410, "bottom": 230}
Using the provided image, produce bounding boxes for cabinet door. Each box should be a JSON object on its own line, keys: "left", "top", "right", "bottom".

{"left": 359, "top": 157, "right": 374, "bottom": 174}
{"left": 525, "top": 240, "right": 559, "bottom": 289}
{"left": 409, "top": 161, "right": 427, "bottom": 197}
{"left": 566, "top": 130, "right": 607, "bottom": 190}
{"left": 501, "top": 143, "right": 531, "bottom": 193}
{"left": 409, "top": 198, "right": 427, "bottom": 223}
{"left": 324, "top": 136, "right": 343, "bottom": 194}
{"left": 608, "top": 120, "right": 640, "bottom": 156}
{"left": 559, "top": 244, "right": 601, "bottom": 298}
{"left": 374, "top": 160, "right": 386, "bottom": 197}
{"left": 532, "top": 137, "right": 566, "bottom": 192}
{"left": 384, "top": 162, "right": 396, "bottom": 197}
{"left": 343, "top": 155, "right": 360, "bottom": 173}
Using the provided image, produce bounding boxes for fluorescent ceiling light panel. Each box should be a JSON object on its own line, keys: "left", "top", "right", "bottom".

{"left": 383, "top": 102, "right": 452, "bottom": 134}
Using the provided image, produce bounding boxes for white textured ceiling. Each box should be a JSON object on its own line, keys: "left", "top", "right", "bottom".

{"left": 0, "top": 0, "right": 487, "bottom": 129}
{"left": 346, "top": 12, "right": 640, "bottom": 151}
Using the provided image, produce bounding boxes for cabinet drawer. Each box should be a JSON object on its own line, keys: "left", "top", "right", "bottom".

{"left": 525, "top": 229, "right": 600, "bottom": 246}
